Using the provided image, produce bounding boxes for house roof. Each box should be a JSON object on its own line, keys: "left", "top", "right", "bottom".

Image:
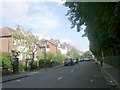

{"left": 0, "top": 26, "right": 15, "bottom": 37}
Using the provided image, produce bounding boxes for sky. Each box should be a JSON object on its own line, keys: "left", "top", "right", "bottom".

{"left": 0, "top": 0, "right": 89, "bottom": 52}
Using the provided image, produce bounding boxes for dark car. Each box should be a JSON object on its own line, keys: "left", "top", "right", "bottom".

{"left": 64, "top": 58, "right": 74, "bottom": 66}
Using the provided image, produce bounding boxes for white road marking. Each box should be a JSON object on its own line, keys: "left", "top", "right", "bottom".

{"left": 57, "top": 77, "right": 62, "bottom": 80}
{"left": 90, "top": 80, "right": 93, "bottom": 82}
{"left": 16, "top": 79, "right": 21, "bottom": 82}
{"left": 71, "top": 70, "right": 74, "bottom": 72}
{"left": 110, "top": 81, "right": 113, "bottom": 83}
{"left": 31, "top": 72, "right": 39, "bottom": 74}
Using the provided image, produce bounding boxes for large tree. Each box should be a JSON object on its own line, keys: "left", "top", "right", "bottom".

{"left": 64, "top": 2, "right": 120, "bottom": 58}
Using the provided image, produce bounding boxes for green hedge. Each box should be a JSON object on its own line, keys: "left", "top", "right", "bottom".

{"left": 0, "top": 53, "right": 12, "bottom": 69}
{"left": 19, "top": 62, "right": 25, "bottom": 72}
{"left": 104, "top": 56, "right": 120, "bottom": 69}
{"left": 30, "top": 61, "right": 38, "bottom": 70}
{"left": 39, "top": 60, "right": 45, "bottom": 68}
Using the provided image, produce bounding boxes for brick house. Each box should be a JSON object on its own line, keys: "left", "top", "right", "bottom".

{"left": 47, "top": 39, "right": 57, "bottom": 54}
{"left": 0, "top": 26, "right": 14, "bottom": 53}
{"left": 0, "top": 26, "right": 38, "bottom": 61}
{"left": 0, "top": 27, "right": 58, "bottom": 61}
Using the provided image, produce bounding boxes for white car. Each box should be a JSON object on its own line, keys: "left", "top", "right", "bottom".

{"left": 84, "top": 58, "right": 90, "bottom": 61}
{"left": 73, "top": 59, "right": 77, "bottom": 63}
{"left": 79, "top": 58, "right": 84, "bottom": 62}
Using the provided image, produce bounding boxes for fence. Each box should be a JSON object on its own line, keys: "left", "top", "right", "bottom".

{"left": 104, "top": 56, "right": 120, "bottom": 69}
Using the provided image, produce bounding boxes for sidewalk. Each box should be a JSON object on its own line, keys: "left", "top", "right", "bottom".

{"left": 97, "top": 61, "right": 120, "bottom": 89}
{"left": 2, "top": 64, "right": 64, "bottom": 83}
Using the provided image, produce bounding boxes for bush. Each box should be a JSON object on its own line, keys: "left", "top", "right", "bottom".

{"left": 30, "top": 61, "right": 38, "bottom": 70}
{"left": 104, "top": 56, "right": 120, "bottom": 69}
{"left": 0, "top": 53, "right": 12, "bottom": 69}
{"left": 39, "top": 60, "right": 44, "bottom": 68}
{"left": 19, "top": 62, "right": 25, "bottom": 72}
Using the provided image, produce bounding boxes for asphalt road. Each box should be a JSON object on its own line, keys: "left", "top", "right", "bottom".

{"left": 2, "top": 61, "right": 110, "bottom": 88}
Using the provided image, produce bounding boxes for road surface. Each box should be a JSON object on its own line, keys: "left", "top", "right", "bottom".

{"left": 2, "top": 61, "right": 110, "bottom": 88}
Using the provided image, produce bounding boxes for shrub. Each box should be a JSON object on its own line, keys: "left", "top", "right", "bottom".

{"left": 0, "top": 53, "right": 12, "bottom": 69}
{"left": 39, "top": 60, "right": 45, "bottom": 68}
{"left": 30, "top": 61, "right": 38, "bottom": 70}
{"left": 19, "top": 62, "right": 25, "bottom": 72}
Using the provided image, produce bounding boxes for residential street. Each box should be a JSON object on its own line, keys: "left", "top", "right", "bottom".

{"left": 3, "top": 61, "right": 111, "bottom": 88}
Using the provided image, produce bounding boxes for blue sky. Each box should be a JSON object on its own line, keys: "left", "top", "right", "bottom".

{"left": 0, "top": 0, "right": 89, "bottom": 52}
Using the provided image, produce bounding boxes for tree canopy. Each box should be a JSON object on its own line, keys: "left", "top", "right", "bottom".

{"left": 64, "top": 2, "right": 120, "bottom": 58}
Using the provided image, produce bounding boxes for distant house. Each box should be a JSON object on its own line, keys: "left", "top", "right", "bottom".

{"left": 0, "top": 26, "right": 14, "bottom": 53}
{"left": 0, "top": 26, "right": 39, "bottom": 61}
{"left": 79, "top": 51, "right": 84, "bottom": 56}
{"left": 47, "top": 39, "right": 57, "bottom": 54}
{"left": 57, "top": 43, "right": 68, "bottom": 55}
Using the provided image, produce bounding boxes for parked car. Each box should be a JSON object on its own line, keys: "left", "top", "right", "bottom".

{"left": 73, "top": 58, "right": 79, "bottom": 64}
{"left": 79, "top": 58, "right": 84, "bottom": 62}
{"left": 84, "top": 58, "right": 90, "bottom": 61}
{"left": 64, "top": 58, "right": 74, "bottom": 66}
{"left": 73, "top": 59, "right": 77, "bottom": 63}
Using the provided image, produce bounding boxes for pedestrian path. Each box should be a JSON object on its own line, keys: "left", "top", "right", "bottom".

{"left": 97, "top": 61, "right": 120, "bottom": 89}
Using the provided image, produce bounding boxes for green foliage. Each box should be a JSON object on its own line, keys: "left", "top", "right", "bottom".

{"left": 67, "top": 45, "right": 80, "bottom": 58}
{"left": 46, "top": 52, "right": 54, "bottom": 61}
{"left": 65, "top": 2, "right": 120, "bottom": 58}
{"left": 83, "top": 51, "right": 92, "bottom": 58}
{"left": 30, "top": 61, "right": 38, "bottom": 70}
{"left": 39, "top": 60, "right": 44, "bottom": 68}
{"left": 37, "top": 54, "right": 45, "bottom": 60}
{"left": 19, "top": 62, "right": 25, "bottom": 72}
{"left": 104, "top": 56, "right": 120, "bottom": 69}
{"left": 54, "top": 50, "right": 66, "bottom": 61}
{"left": 0, "top": 53, "right": 12, "bottom": 69}
{"left": 12, "top": 25, "right": 44, "bottom": 61}
{"left": 32, "top": 61, "right": 38, "bottom": 69}
{"left": 73, "top": 54, "right": 80, "bottom": 59}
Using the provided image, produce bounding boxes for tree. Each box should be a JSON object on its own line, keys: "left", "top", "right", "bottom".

{"left": 46, "top": 51, "right": 54, "bottom": 61}
{"left": 54, "top": 50, "right": 66, "bottom": 62}
{"left": 66, "top": 45, "right": 80, "bottom": 58}
{"left": 64, "top": 2, "right": 120, "bottom": 59}
{"left": 83, "top": 51, "right": 92, "bottom": 58}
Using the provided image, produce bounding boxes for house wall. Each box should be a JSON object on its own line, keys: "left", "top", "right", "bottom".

{"left": 0, "top": 37, "right": 13, "bottom": 53}
{"left": 58, "top": 48, "right": 67, "bottom": 55}
{"left": 48, "top": 42, "right": 57, "bottom": 54}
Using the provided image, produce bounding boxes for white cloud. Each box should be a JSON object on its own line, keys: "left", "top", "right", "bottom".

{"left": 0, "top": 0, "right": 66, "bottom": 3}
{"left": 32, "top": 4, "right": 48, "bottom": 11}
{"left": 18, "top": 12, "right": 60, "bottom": 33}
{"left": 2, "top": 2, "right": 29, "bottom": 20}
{"left": 2, "top": 2, "right": 60, "bottom": 33}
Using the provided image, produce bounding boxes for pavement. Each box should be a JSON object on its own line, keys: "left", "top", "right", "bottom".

{"left": 1, "top": 64, "right": 64, "bottom": 83}
{"left": 97, "top": 61, "right": 120, "bottom": 89}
